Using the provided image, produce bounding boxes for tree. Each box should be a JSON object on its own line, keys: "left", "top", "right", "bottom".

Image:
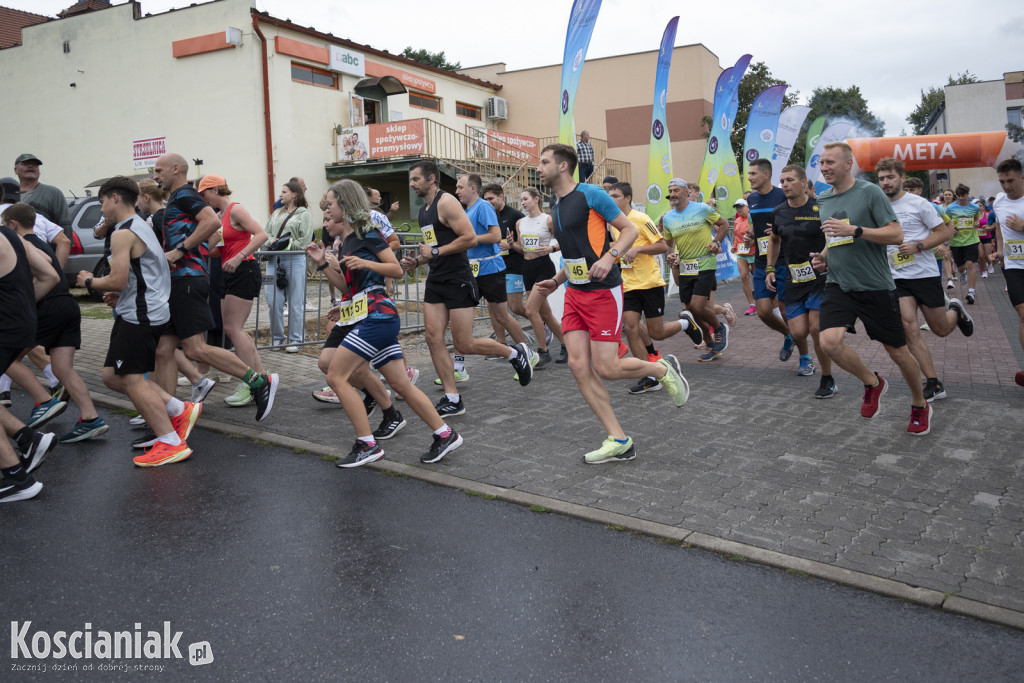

{"left": 906, "top": 72, "right": 980, "bottom": 135}
{"left": 400, "top": 47, "right": 461, "bottom": 71}
{"left": 806, "top": 85, "right": 885, "bottom": 137}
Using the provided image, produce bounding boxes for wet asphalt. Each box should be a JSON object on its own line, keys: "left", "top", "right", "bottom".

{"left": 3, "top": 403, "right": 1024, "bottom": 681}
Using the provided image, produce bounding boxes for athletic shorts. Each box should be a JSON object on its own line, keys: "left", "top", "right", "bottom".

{"left": 893, "top": 276, "right": 945, "bottom": 310}
{"left": 166, "top": 275, "right": 215, "bottom": 340}
{"left": 475, "top": 271, "right": 507, "bottom": 304}
{"left": 753, "top": 265, "right": 787, "bottom": 301}
{"left": 737, "top": 254, "right": 755, "bottom": 265}
{"left": 523, "top": 257, "right": 556, "bottom": 291}
{"left": 506, "top": 273, "right": 525, "bottom": 294}
{"left": 820, "top": 284, "right": 906, "bottom": 348}
{"left": 562, "top": 286, "right": 623, "bottom": 343}
{"left": 0, "top": 346, "right": 24, "bottom": 375}
{"left": 341, "top": 317, "right": 404, "bottom": 370}
{"left": 223, "top": 259, "right": 261, "bottom": 301}
{"left": 677, "top": 269, "right": 717, "bottom": 305}
{"left": 424, "top": 278, "right": 479, "bottom": 310}
{"left": 36, "top": 295, "right": 82, "bottom": 352}
{"left": 623, "top": 286, "right": 666, "bottom": 318}
{"left": 1006, "top": 269, "right": 1024, "bottom": 308}
{"left": 951, "top": 244, "right": 979, "bottom": 267}
{"left": 785, "top": 290, "right": 823, "bottom": 320}
{"left": 104, "top": 318, "right": 166, "bottom": 376}
{"left": 979, "top": 235, "right": 993, "bottom": 245}
{"left": 322, "top": 323, "right": 355, "bottom": 350}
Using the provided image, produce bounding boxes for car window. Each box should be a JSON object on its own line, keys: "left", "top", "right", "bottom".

{"left": 77, "top": 203, "right": 102, "bottom": 231}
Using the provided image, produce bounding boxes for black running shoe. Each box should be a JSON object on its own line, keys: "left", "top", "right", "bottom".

{"left": 628, "top": 377, "right": 662, "bottom": 394}
{"left": 132, "top": 431, "right": 159, "bottom": 450}
{"left": 0, "top": 391, "right": 10, "bottom": 407}
{"left": 556, "top": 345, "right": 568, "bottom": 364}
{"left": 252, "top": 373, "right": 279, "bottom": 422}
{"left": 814, "top": 376, "right": 837, "bottom": 399}
{"left": 336, "top": 440, "right": 385, "bottom": 468}
{"left": 373, "top": 412, "right": 407, "bottom": 440}
{"left": 434, "top": 396, "right": 466, "bottom": 417}
{"left": 363, "top": 391, "right": 378, "bottom": 417}
{"left": 535, "top": 349, "right": 552, "bottom": 368}
{"left": 679, "top": 310, "right": 705, "bottom": 346}
{"left": 420, "top": 429, "right": 463, "bottom": 464}
{"left": 947, "top": 298, "right": 974, "bottom": 337}
{"left": 21, "top": 431, "right": 56, "bottom": 473}
{"left": 51, "top": 383, "right": 67, "bottom": 402}
{"left": 509, "top": 343, "right": 534, "bottom": 386}
{"left": 0, "top": 473, "right": 42, "bottom": 503}
{"left": 923, "top": 379, "right": 947, "bottom": 402}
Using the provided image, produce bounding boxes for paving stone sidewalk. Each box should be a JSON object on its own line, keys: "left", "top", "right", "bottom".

{"left": 53, "top": 270, "right": 1024, "bottom": 617}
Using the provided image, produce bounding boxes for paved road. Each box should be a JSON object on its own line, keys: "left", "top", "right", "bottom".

{"left": 4, "top": 410, "right": 1023, "bottom": 681}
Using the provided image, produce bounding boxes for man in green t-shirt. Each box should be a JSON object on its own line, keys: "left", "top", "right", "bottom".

{"left": 811, "top": 142, "right": 930, "bottom": 435}
{"left": 946, "top": 184, "right": 983, "bottom": 304}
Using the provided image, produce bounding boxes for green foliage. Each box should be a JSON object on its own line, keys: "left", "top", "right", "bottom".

{"left": 806, "top": 85, "right": 885, "bottom": 137}
{"left": 906, "top": 72, "right": 980, "bottom": 135}
{"left": 1006, "top": 123, "right": 1024, "bottom": 143}
{"left": 401, "top": 47, "right": 461, "bottom": 71}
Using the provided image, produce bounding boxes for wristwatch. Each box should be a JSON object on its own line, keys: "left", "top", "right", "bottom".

{"left": 609, "top": 248, "right": 620, "bottom": 258}
{"left": 85, "top": 277, "right": 93, "bottom": 290}
{"left": 916, "top": 242, "right": 925, "bottom": 253}
{"left": 430, "top": 246, "right": 439, "bottom": 257}
{"left": 853, "top": 227, "right": 864, "bottom": 239}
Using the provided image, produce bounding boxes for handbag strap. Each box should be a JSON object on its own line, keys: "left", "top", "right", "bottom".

{"left": 276, "top": 209, "right": 297, "bottom": 239}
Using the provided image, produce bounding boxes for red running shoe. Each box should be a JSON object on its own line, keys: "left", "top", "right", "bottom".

{"left": 907, "top": 404, "right": 932, "bottom": 436}
{"left": 861, "top": 374, "right": 888, "bottom": 419}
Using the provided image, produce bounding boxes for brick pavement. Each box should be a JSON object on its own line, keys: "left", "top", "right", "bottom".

{"left": 29, "top": 268, "right": 1024, "bottom": 620}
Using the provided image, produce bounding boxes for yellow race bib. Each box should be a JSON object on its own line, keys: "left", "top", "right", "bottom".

{"left": 679, "top": 258, "right": 700, "bottom": 276}
{"left": 421, "top": 225, "right": 438, "bottom": 247}
{"left": 565, "top": 257, "right": 590, "bottom": 285}
{"left": 788, "top": 261, "right": 816, "bottom": 283}
{"left": 1006, "top": 240, "right": 1024, "bottom": 260}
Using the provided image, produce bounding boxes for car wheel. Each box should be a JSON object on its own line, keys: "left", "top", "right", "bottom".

{"left": 88, "top": 256, "right": 110, "bottom": 302}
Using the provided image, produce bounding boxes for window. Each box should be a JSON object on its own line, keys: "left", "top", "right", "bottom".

{"left": 291, "top": 62, "right": 337, "bottom": 89}
{"left": 1009, "top": 107, "right": 1023, "bottom": 129}
{"left": 456, "top": 102, "right": 482, "bottom": 120}
{"left": 410, "top": 91, "right": 441, "bottom": 112}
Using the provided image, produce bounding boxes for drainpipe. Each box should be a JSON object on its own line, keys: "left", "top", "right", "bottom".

{"left": 251, "top": 14, "right": 275, "bottom": 210}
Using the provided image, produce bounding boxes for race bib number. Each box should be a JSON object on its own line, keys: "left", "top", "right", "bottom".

{"left": 619, "top": 258, "right": 632, "bottom": 269}
{"left": 421, "top": 225, "right": 437, "bottom": 247}
{"left": 888, "top": 248, "right": 915, "bottom": 270}
{"left": 1007, "top": 240, "right": 1024, "bottom": 260}
{"left": 827, "top": 217, "right": 853, "bottom": 247}
{"left": 499, "top": 247, "right": 509, "bottom": 256}
{"left": 957, "top": 218, "right": 974, "bottom": 229}
{"left": 522, "top": 235, "right": 541, "bottom": 252}
{"left": 469, "top": 259, "right": 481, "bottom": 277}
{"left": 565, "top": 257, "right": 590, "bottom": 285}
{"left": 757, "top": 236, "right": 771, "bottom": 256}
{"left": 679, "top": 258, "right": 700, "bottom": 276}
{"left": 788, "top": 261, "right": 816, "bottom": 283}
{"left": 338, "top": 292, "right": 368, "bottom": 324}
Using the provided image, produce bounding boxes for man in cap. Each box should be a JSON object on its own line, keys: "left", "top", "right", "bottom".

{"left": 14, "top": 154, "right": 70, "bottom": 237}
{"left": 602, "top": 176, "right": 619, "bottom": 192}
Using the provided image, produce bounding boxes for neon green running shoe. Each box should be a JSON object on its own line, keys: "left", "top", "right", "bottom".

{"left": 224, "top": 382, "right": 253, "bottom": 406}
{"left": 434, "top": 369, "right": 470, "bottom": 386}
{"left": 657, "top": 355, "right": 689, "bottom": 408}
{"left": 584, "top": 436, "right": 636, "bottom": 464}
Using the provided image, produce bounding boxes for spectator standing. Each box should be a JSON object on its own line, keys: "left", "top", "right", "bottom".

{"left": 14, "top": 154, "right": 70, "bottom": 237}
{"left": 265, "top": 179, "right": 314, "bottom": 352}
{"left": 576, "top": 131, "right": 595, "bottom": 184}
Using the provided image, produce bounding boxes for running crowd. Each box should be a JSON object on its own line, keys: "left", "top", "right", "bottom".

{"left": 1, "top": 146, "right": 1023, "bottom": 503}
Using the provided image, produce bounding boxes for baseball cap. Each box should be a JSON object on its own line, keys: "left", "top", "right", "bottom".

{"left": 196, "top": 174, "right": 226, "bottom": 193}
{"left": 15, "top": 153, "right": 41, "bottom": 165}
{"left": 667, "top": 178, "right": 688, "bottom": 188}
{"left": 602, "top": 176, "right": 618, "bottom": 185}
{"left": 0, "top": 176, "right": 20, "bottom": 201}
{"left": 733, "top": 198, "right": 748, "bottom": 207}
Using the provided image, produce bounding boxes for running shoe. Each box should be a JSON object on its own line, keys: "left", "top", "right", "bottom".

{"left": 336, "top": 440, "right": 385, "bottom": 468}
{"left": 170, "top": 401, "right": 202, "bottom": 441}
{"left": 1015, "top": 371, "right": 1024, "bottom": 388}
{"left": 712, "top": 323, "right": 729, "bottom": 355}
{"left": 744, "top": 304, "right": 756, "bottom": 316}
{"left": 0, "top": 391, "right": 11, "bottom": 407}
{"left": 919, "top": 322, "right": 931, "bottom": 331}
{"left": 133, "top": 441, "right": 192, "bottom": 467}
{"left": 285, "top": 346, "right": 300, "bottom": 354}
{"left": 907, "top": 404, "right": 932, "bottom": 436}
{"left": 407, "top": 367, "right": 420, "bottom": 385}
{"left": 129, "top": 415, "right": 147, "bottom": 427}
{"left": 434, "top": 369, "right": 470, "bottom": 385}
{"left": 647, "top": 351, "right": 663, "bottom": 363}
{"left": 21, "top": 430, "right": 56, "bottom": 472}
{"left": 313, "top": 387, "right": 340, "bottom": 403}
{"left": 723, "top": 302, "right": 738, "bottom": 326}
{"left": 797, "top": 356, "right": 815, "bottom": 376}
{"left": 131, "top": 431, "right": 158, "bottom": 450}
{"left": 556, "top": 345, "right": 568, "bottom": 364}
{"left": 434, "top": 396, "right": 466, "bottom": 417}
{"left": 923, "top": 379, "right": 947, "bottom": 402}
{"left": 981, "top": 270, "right": 989, "bottom": 279}
{"left": 225, "top": 382, "right": 253, "bottom": 406}
{"left": 50, "top": 383, "right": 67, "bottom": 401}
{"left": 584, "top": 436, "right": 636, "bottom": 464}
{"left": 252, "top": 373, "right": 279, "bottom": 422}
{"left": 535, "top": 349, "right": 552, "bottom": 368}
{"left": 779, "top": 334, "right": 795, "bottom": 362}
{"left": 545, "top": 326, "right": 554, "bottom": 348}
{"left": 958, "top": 270, "right": 968, "bottom": 285}
{"left": 679, "top": 310, "right": 704, "bottom": 346}
{"left": 946, "top": 279, "right": 955, "bottom": 290}
{"left": 628, "top": 377, "right": 661, "bottom": 394}
{"left": 27, "top": 396, "right": 68, "bottom": 429}
{"left": 946, "top": 300, "right": 973, "bottom": 338}
{"left": 0, "top": 473, "right": 42, "bottom": 503}
{"left": 697, "top": 349, "right": 718, "bottom": 362}
{"left": 190, "top": 377, "right": 217, "bottom": 404}
{"left": 657, "top": 355, "right": 689, "bottom": 407}
{"left": 510, "top": 343, "right": 534, "bottom": 386}
{"left": 421, "top": 428, "right": 463, "bottom": 463}
{"left": 374, "top": 412, "right": 406, "bottom": 440}
{"left": 861, "top": 373, "right": 888, "bottom": 419}
{"left": 58, "top": 417, "right": 109, "bottom": 444}
{"left": 965, "top": 289, "right": 976, "bottom": 305}
{"left": 814, "top": 376, "right": 837, "bottom": 399}
{"left": 988, "top": 264, "right": 996, "bottom": 275}
{"left": 617, "top": 342, "right": 630, "bottom": 359}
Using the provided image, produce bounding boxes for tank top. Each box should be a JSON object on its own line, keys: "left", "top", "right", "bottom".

{"left": 417, "top": 189, "right": 472, "bottom": 283}
{"left": 517, "top": 213, "right": 553, "bottom": 255}
{"left": 24, "top": 233, "right": 70, "bottom": 303}
{"left": 220, "top": 203, "right": 255, "bottom": 263}
{"left": 115, "top": 215, "right": 172, "bottom": 326}
{"left": 0, "top": 225, "right": 37, "bottom": 349}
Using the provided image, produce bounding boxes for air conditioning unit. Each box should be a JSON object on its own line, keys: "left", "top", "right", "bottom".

{"left": 486, "top": 96, "right": 508, "bottom": 120}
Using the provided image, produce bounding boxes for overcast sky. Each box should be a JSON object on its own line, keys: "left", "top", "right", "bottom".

{"left": 17, "top": 0, "right": 1023, "bottom": 136}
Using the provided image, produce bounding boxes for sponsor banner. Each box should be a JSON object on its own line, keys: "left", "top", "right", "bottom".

{"left": 484, "top": 129, "right": 540, "bottom": 162}
{"left": 699, "top": 54, "right": 751, "bottom": 221}
{"left": 558, "top": 0, "right": 603, "bottom": 178}
{"left": 337, "top": 120, "right": 426, "bottom": 161}
{"left": 804, "top": 116, "right": 826, "bottom": 168}
{"left": 644, "top": 16, "right": 678, "bottom": 224}
{"left": 329, "top": 46, "right": 365, "bottom": 78}
{"left": 715, "top": 236, "right": 741, "bottom": 282}
{"left": 771, "top": 105, "right": 811, "bottom": 186}
{"left": 806, "top": 121, "right": 854, "bottom": 194}
{"left": 742, "top": 84, "right": 787, "bottom": 193}
{"left": 847, "top": 131, "right": 1008, "bottom": 171}
{"left": 132, "top": 136, "right": 165, "bottom": 170}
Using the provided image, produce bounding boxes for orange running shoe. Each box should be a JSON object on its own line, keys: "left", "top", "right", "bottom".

{"left": 647, "top": 351, "right": 663, "bottom": 362}
{"left": 133, "top": 441, "right": 192, "bottom": 467}
{"left": 170, "top": 401, "right": 202, "bottom": 441}
{"left": 617, "top": 342, "right": 630, "bottom": 359}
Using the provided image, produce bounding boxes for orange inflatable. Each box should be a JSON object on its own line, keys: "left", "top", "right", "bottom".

{"left": 848, "top": 131, "right": 1007, "bottom": 171}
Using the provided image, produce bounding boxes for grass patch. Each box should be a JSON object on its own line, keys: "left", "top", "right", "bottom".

{"left": 727, "top": 554, "right": 747, "bottom": 562}
{"left": 657, "top": 537, "right": 683, "bottom": 546}
{"left": 321, "top": 455, "right": 339, "bottom": 462}
{"left": 111, "top": 408, "right": 139, "bottom": 417}
{"left": 464, "top": 490, "right": 497, "bottom": 500}
{"left": 377, "top": 469, "right": 406, "bottom": 477}
{"left": 529, "top": 505, "right": 550, "bottom": 514}
{"left": 292, "top": 447, "right": 310, "bottom": 455}
{"left": 253, "top": 438, "right": 273, "bottom": 447}
{"left": 79, "top": 306, "right": 113, "bottom": 320}
{"left": 786, "top": 569, "right": 809, "bottom": 578}
{"left": 680, "top": 542, "right": 694, "bottom": 549}
{"left": 605, "top": 524, "right": 626, "bottom": 532}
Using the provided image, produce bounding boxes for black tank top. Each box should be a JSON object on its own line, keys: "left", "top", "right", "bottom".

{"left": 418, "top": 189, "right": 471, "bottom": 283}
{"left": 0, "top": 226, "right": 38, "bottom": 349}
{"left": 25, "top": 234, "right": 70, "bottom": 303}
